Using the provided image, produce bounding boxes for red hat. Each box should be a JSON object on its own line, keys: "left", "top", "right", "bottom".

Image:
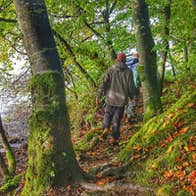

{"left": 116, "top": 53, "right": 126, "bottom": 62}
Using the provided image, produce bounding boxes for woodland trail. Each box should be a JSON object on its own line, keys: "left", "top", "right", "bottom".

{"left": 73, "top": 97, "right": 156, "bottom": 195}
{"left": 0, "top": 96, "right": 156, "bottom": 195}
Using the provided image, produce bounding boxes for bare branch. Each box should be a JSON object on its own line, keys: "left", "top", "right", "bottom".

{"left": 53, "top": 29, "right": 97, "bottom": 87}
{"left": 3, "top": 36, "right": 27, "bottom": 55}
{"left": 0, "top": 17, "right": 17, "bottom": 23}
{"left": 109, "top": 0, "right": 117, "bottom": 14}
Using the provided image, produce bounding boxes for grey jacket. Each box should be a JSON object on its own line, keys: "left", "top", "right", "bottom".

{"left": 98, "top": 62, "right": 136, "bottom": 106}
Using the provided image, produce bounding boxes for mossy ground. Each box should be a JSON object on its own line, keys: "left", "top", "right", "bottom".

{"left": 75, "top": 77, "right": 196, "bottom": 196}
{"left": 1, "top": 76, "right": 195, "bottom": 195}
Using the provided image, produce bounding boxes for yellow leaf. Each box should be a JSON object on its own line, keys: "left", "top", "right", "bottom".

{"left": 179, "top": 127, "right": 189, "bottom": 134}
{"left": 151, "top": 163, "right": 157, "bottom": 170}
{"left": 167, "top": 146, "right": 173, "bottom": 153}
{"left": 182, "top": 162, "right": 189, "bottom": 167}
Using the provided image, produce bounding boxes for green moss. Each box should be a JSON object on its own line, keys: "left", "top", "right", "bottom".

{"left": 119, "top": 89, "right": 196, "bottom": 161}
{"left": 117, "top": 88, "right": 196, "bottom": 194}
{"left": 176, "top": 190, "right": 191, "bottom": 196}
{"left": 74, "top": 128, "right": 100, "bottom": 152}
{"left": 157, "top": 185, "right": 173, "bottom": 196}
{"left": 30, "top": 71, "right": 66, "bottom": 112}
{"left": 22, "top": 71, "right": 71, "bottom": 195}
{"left": 6, "top": 150, "right": 16, "bottom": 175}
{"left": 0, "top": 175, "right": 22, "bottom": 194}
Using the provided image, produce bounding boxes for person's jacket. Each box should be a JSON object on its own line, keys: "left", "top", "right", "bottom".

{"left": 126, "top": 57, "right": 141, "bottom": 89}
{"left": 98, "top": 62, "right": 136, "bottom": 107}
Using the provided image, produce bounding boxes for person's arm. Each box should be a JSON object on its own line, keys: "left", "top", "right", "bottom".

{"left": 128, "top": 71, "right": 137, "bottom": 99}
{"left": 96, "top": 70, "right": 111, "bottom": 104}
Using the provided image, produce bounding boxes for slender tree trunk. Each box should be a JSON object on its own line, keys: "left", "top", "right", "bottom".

{"left": 168, "top": 51, "right": 176, "bottom": 76}
{"left": 102, "top": 0, "right": 116, "bottom": 60}
{"left": 184, "top": 42, "right": 190, "bottom": 71}
{"left": 132, "top": 0, "right": 162, "bottom": 120}
{"left": 13, "top": 0, "right": 86, "bottom": 195}
{"left": 158, "top": 0, "right": 171, "bottom": 94}
{"left": 0, "top": 153, "right": 10, "bottom": 178}
{"left": 0, "top": 115, "right": 16, "bottom": 177}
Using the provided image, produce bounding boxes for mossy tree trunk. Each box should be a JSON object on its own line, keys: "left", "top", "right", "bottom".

{"left": 132, "top": 0, "right": 162, "bottom": 120}
{"left": 13, "top": 0, "right": 85, "bottom": 195}
{"left": 0, "top": 115, "right": 16, "bottom": 179}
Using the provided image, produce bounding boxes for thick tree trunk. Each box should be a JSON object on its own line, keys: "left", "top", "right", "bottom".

{"left": 13, "top": 0, "right": 85, "bottom": 195}
{"left": 132, "top": 0, "right": 162, "bottom": 120}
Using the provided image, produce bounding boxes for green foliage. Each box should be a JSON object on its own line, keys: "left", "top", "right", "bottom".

{"left": 0, "top": 174, "right": 22, "bottom": 194}
{"left": 74, "top": 128, "right": 100, "bottom": 153}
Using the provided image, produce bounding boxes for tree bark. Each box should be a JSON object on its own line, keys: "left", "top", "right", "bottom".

{"left": 158, "top": 0, "right": 171, "bottom": 94}
{"left": 132, "top": 0, "right": 162, "bottom": 120}
{"left": 0, "top": 115, "right": 16, "bottom": 177}
{"left": 13, "top": 0, "right": 86, "bottom": 195}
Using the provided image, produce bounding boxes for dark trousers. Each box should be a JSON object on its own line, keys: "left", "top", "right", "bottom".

{"left": 102, "top": 104, "right": 124, "bottom": 140}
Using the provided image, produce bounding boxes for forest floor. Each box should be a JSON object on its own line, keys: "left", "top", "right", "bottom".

{"left": 0, "top": 97, "right": 151, "bottom": 195}
{"left": 1, "top": 80, "right": 195, "bottom": 195}
{"left": 1, "top": 96, "right": 156, "bottom": 195}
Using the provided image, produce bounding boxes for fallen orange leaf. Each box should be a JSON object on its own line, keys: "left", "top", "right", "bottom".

{"left": 168, "top": 112, "right": 174, "bottom": 119}
{"left": 96, "top": 179, "right": 106, "bottom": 186}
{"left": 132, "top": 154, "right": 141, "bottom": 159}
{"left": 188, "top": 103, "right": 195, "bottom": 108}
{"left": 152, "top": 130, "right": 158, "bottom": 135}
{"left": 66, "top": 185, "right": 71, "bottom": 191}
{"left": 184, "top": 186, "right": 195, "bottom": 195}
{"left": 187, "top": 145, "right": 195, "bottom": 151}
{"left": 189, "top": 136, "right": 195, "bottom": 143}
{"left": 167, "top": 135, "right": 173, "bottom": 142}
{"left": 182, "top": 162, "right": 189, "bottom": 167}
{"left": 163, "top": 170, "right": 173, "bottom": 179}
{"left": 178, "top": 127, "right": 189, "bottom": 135}
{"left": 132, "top": 145, "right": 142, "bottom": 151}
{"left": 174, "top": 170, "right": 186, "bottom": 180}
{"left": 176, "top": 165, "right": 183, "bottom": 170}
{"left": 192, "top": 153, "right": 196, "bottom": 161}
{"left": 174, "top": 121, "right": 184, "bottom": 129}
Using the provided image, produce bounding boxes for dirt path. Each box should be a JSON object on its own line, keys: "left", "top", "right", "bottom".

{"left": 0, "top": 96, "right": 156, "bottom": 195}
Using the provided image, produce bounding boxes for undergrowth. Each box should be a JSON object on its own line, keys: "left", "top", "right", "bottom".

{"left": 118, "top": 80, "right": 196, "bottom": 195}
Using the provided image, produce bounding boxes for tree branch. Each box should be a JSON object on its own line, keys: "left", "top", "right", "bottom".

{"left": 53, "top": 29, "right": 97, "bottom": 87}
{"left": 109, "top": 0, "right": 117, "bottom": 14}
{"left": 0, "top": 17, "right": 17, "bottom": 23}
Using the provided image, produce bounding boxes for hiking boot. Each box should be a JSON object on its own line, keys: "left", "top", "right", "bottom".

{"left": 101, "top": 128, "right": 110, "bottom": 140}
{"left": 111, "top": 138, "right": 119, "bottom": 146}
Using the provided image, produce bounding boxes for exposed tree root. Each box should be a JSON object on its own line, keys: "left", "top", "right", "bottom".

{"left": 81, "top": 181, "right": 155, "bottom": 195}
{"left": 88, "top": 162, "right": 131, "bottom": 178}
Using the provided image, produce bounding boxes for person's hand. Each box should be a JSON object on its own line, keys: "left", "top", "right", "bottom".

{"left": 96, "top": 97, "right": 100, "bottom": 105}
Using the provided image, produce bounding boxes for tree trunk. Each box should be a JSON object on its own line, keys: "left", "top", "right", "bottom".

{"left": 158, "top": 0, "right": 171, "bottom": 94}
{"left": 0, "top": 115, "right": 16, "bottom": 177}
{"left": 13, "top": 0, "right": 86, "bottom": 195}
{"left": 132, "top": 0, "right": 162, "bottom": 120}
